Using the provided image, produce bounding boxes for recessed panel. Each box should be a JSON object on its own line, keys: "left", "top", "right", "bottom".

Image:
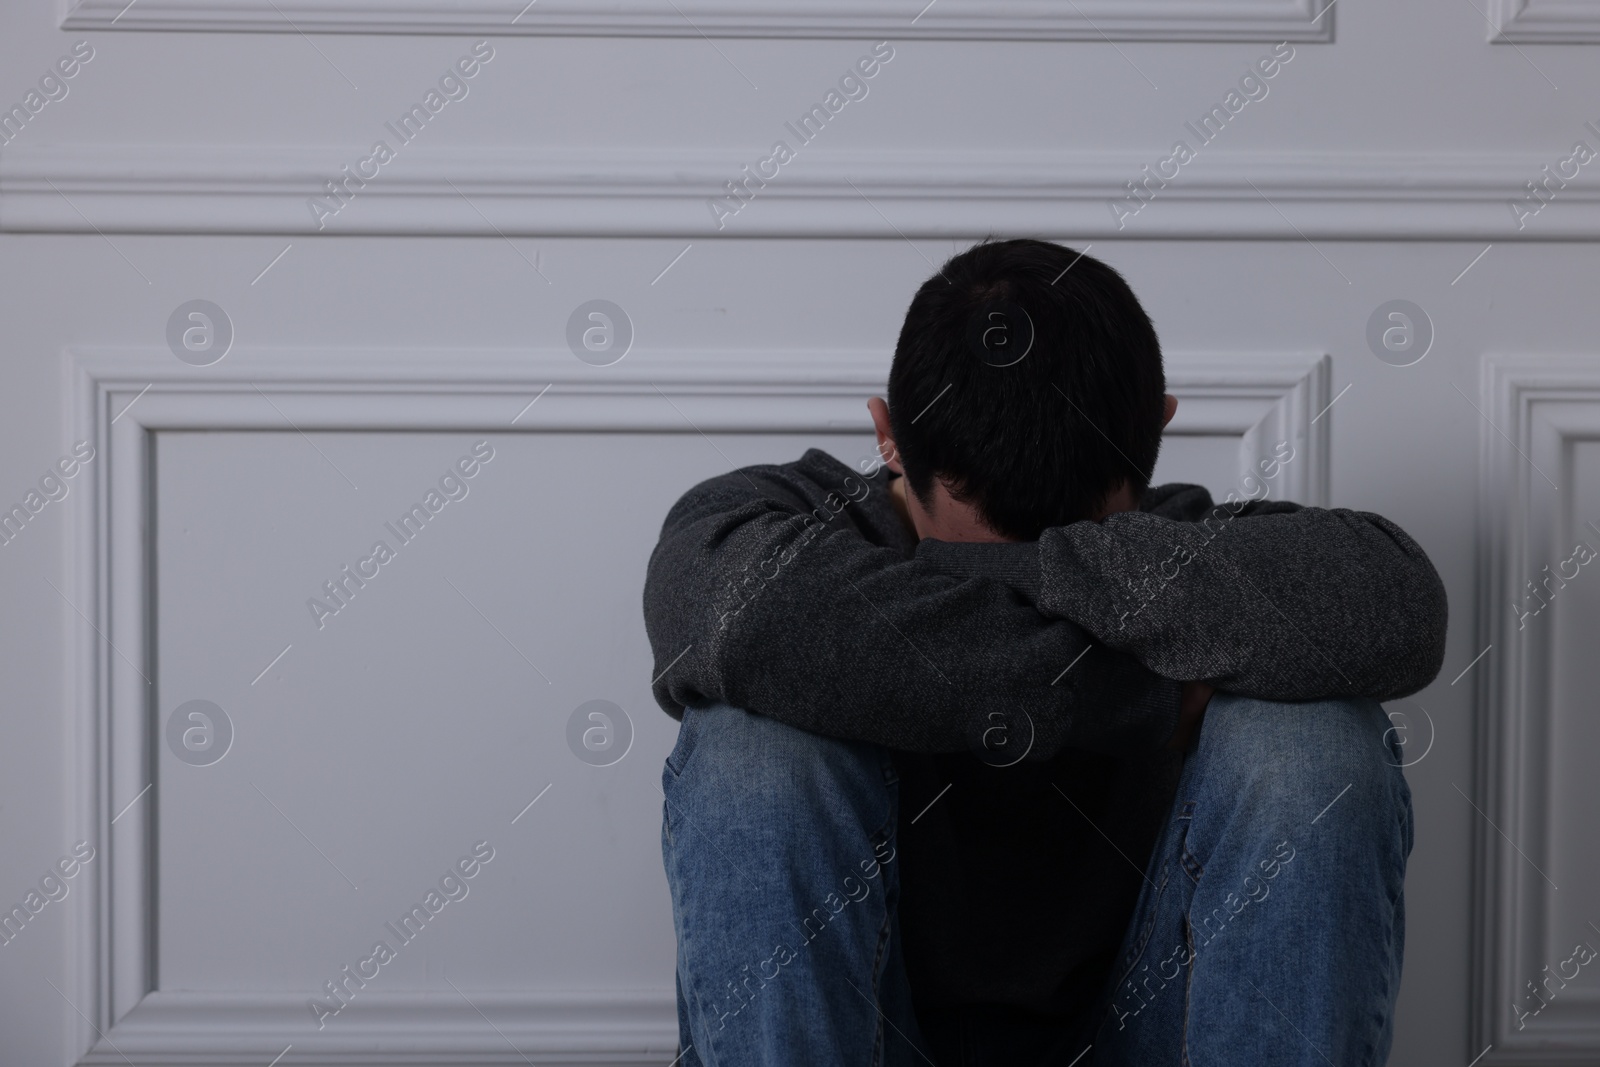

{"left": 153, "top": 429, "right": 871, "bottom": 995}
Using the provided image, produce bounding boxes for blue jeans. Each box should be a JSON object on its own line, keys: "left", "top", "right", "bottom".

{"left": 660, "top": 692, "right": 1413, "bottom": 1067}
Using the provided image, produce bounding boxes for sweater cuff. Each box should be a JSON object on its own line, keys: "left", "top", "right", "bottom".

{"left": 914, "top": 539, "right": 1044, "bottom": 601}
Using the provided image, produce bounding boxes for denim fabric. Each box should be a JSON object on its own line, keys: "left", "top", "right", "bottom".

{"left": 661, "top": 702, "right": 925, "bottom": 1067}
{"left": 1090, "top": 692, "right": 1412, "bottom": 1067}
{"left": 662, "top": 692, "right": 1413, "bottom": 1067}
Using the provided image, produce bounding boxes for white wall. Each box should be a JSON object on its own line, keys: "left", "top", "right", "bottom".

{"left": 2, "top": 0, "right": 1599, "bottom": 1063}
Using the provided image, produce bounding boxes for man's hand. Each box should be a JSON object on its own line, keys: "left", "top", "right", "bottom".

{"left": 1167, "top": 680, "right": 1215, "bottom": 753}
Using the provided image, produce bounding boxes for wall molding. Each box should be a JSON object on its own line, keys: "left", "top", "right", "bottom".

{"left": 1490, "top": 0, "right": 1600, "bottom": 42}
{"left": 58, "top": 0, "right": 1334, "bottom": 41}
{"left": 5, "top": 145, "right": 1595, "bottom": 239}
{"left": 1473, "top": 354, "right": 1600, "bottom": 1063}
{"left": 1165, "top": 351, "right": 1330, "bottom": 506}
{"left": 63, "top": 345, "right": 1326, "bottom": 1064}
{"left": 78, "top": 991, "right": 679, "bottom": 1065}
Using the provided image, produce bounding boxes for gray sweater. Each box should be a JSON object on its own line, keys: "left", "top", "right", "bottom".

{"left": 643, "top": 446, "right": 1447, "bottom": 1021}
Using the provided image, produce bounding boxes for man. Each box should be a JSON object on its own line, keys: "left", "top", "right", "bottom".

{"left": 643, "top": 239, "right": 1446, "bottom": 1066}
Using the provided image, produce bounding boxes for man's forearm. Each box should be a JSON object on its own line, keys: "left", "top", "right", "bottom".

{"left": 643, "top": 459, "right": 1184, "bottom": 757}
{"left": 915, "top": 487, "right": 1449, "bottom": 702}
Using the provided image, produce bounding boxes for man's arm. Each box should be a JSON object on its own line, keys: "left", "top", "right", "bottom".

{"left": 915, "top": 484, "right": 1448, "bottom": 702}
{"left": 642, "top": 459, "right": 1182, "bottom": 757}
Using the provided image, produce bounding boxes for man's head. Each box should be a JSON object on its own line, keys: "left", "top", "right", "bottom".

{"left": 869, "top": 238, "right": 1174, "bottom": 543}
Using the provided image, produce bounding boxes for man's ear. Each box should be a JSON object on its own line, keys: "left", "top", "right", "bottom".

{"left": 866, "top": 397, "right": 906, "bottom": 475}
{"left": 1162, "top": 394, "right": 1179, "bottom": 429}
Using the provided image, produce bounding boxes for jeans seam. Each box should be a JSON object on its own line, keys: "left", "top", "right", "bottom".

{"left": 665, "top": 799, "right": 729, "bottom": 1066}
{"left": 1108, "top": 875, "right": 1166, "bottom": 1007}
{"left": 1359, "top": 780, "right": 1411, "bottom": 1067}
{"left": 1110, "top": 820, "right": 1185, "bottom": 994}
{"left": 869, "top": 754, "right": 899, "bottom": 1067}
{"left": 869, "top": 895, "right": 892, "bottom": 1067}
{"left": 1180, "top": 913, "right": 1196, "bottom": 1067}
{"left": 677, "top": 920, "right": 720, "bottom": 1065}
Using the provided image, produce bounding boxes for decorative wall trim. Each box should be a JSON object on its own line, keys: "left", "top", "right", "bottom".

{"left": 1490, "top": 0, "right": 1600, "bottom": 42}
{"left": 63, "top": 346, "right": 1323, "bottom": 1064}
{"left": 1166, "top": 352, "right": 1330, "bottom": 507}
{"left": 1472, "top": 354, "right": 1600, "bottom": 1063}
{"left": 6, "top": 145, "right": 1595, "bottom": 239}
{"left": 78, "top": 992, "right": 680, "bottom": 1065}
{"left": 58, "top": 0, "right": 1335, "bottom": 42}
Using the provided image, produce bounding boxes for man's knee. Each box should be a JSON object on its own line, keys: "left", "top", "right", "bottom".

{"left": 1193, "top": 693, "right": 1407, "bottom": 828}
{"left": 664, "top": 703, "right": 893, "bottom": 830}
{"left": 669, "top": 702, "right": 882, "bottom": 778}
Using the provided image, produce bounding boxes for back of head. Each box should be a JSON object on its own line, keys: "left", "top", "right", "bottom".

{"left": 888, "top": 238, "right": 1167, "bottom": 541}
